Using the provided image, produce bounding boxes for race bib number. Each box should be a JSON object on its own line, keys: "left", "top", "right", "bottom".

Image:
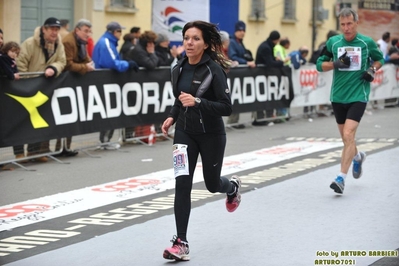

{"left": 173, "top": 144, "right": 189, "bottom": 178}
{"left": 337, "top": 47, "right": 362, "bottom": 71}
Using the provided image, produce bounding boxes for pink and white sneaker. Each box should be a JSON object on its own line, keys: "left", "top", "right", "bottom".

{"left": 163, "top": 236, "right": 190, "bottom": 261}
{"left": 226, "top": 175, "right": 241, "bottom": 212}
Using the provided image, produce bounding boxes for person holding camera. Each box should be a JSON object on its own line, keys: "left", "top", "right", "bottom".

{"left": 316, "top": 8, "right": 384, "bottom": 194}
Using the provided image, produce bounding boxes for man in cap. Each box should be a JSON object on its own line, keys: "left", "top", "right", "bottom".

{"left": 228, "top": 21, "right": 255, "bottom": 68}
{"left": 227, "top": 20, "right": 256, "bottom": 129}
{"left": 16, "top": 17, "right": 67, "bottom": 162}
{"left": 92, "top": 21, "right": 138, "bottom": 72}
{"left": 92, "top": 21, "right": 139, "bottom": 146}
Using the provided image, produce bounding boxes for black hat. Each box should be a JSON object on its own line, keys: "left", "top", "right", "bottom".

{"left": 130, "top": 27, "right": 140, "bottom": 34}
{"left": 43, "top": 17, "right": 61, "bottom": 28}
{"left": 235, "top": 21, "right": 246, "bottom": 32}
{"left": 269, "top": 30, "right": 280, "bottom": 41}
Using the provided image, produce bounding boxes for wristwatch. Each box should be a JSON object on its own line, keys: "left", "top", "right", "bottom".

{"left": 371, "top": 66, "right": 377, "bottom": 72}
{"left": 194, "top": 97, "right": 201, "bottom": 107}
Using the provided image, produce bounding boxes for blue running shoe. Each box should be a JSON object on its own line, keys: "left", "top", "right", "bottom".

{"left": 352, "top": 152, "right": 366, "bottom": 179}
{"left": 330, "top": 176, "right": 345, "bottom": 194}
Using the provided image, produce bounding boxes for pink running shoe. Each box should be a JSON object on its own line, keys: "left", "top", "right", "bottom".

{"left": 163, "top": 236, "right": 190, "bottom": 261}
{"left": 226, "top": 175, "right": 241, "bottom": 212}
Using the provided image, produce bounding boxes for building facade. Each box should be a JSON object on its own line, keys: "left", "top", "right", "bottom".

{"left": 0, "top": 0, "right": 398, "bottom": 58}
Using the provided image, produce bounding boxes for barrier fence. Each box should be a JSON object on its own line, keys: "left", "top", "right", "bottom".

{"left": 1, "top": 63, "right": 398, "bottom": 169}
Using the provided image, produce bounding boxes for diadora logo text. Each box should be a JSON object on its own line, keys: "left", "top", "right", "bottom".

{"left": 52, "top": 82, "right": 175, "bottom": 125}
{"left": 6, "top": 91, "right": 49, "bottom": 129}
{"left": 228, "top": 75, "right": 290, "bottom": 104}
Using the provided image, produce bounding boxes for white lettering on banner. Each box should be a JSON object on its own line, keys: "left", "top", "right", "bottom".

{"left": 268, "top": 76, "right": 279, "bottom": 100}
{"left": 229, "top": 77, "right": 243, "bottom": 104}
{"left": 52, "top": 82, "right": 175, "bottom": 125}
{"left": 160, "top": 81, "right": 174, "bottom": 112}
{"left": 104, "top": 84, "right": 122, "bottom": 118}
{"left": 51, "top": 88, "right": 78, "bottom": 124}
{"left": 51, "top": 74, "right": 292, "bottom": 125}
{"left": 228, "top": 75, "right": 290, "bottom": 104}
{"left": 142, "top": 82, "right": 160, "bottom": 114}
{"left": 280, "top": 76, "right": 290, "bottom": 99}
{"left": 242, "top": 77, "right": 256, "bottom": 103}
{"left": 122, "top": 82, "right": 142, "bottom": 115}
{"left": 87, "top": 85, "right": 107, "bottom": 120}
{"left": 76, "top": 86, "right": 86, "bottom": 121}
{"left": 254, "top": 76, "right": 267, "bottom": 101}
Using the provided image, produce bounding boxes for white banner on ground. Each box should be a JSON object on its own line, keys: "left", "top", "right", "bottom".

{"left": 152, "top": 0, "right": 210, "bottom": 43}
{"left": 290, "top": 64, "right": 399, "bottom": 107}
{"left": 0, "top": 141, "right": 342, "bottom": 231}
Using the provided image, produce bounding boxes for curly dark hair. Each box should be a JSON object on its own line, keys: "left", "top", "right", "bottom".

{"left": 182, "top": 20, "right": 230, "bottom": 70}
{"left": 138, "top": 30, "right": 158, "bottom": 48}
{"left": 0, "top": 41, "right": 20, "bottom": 55}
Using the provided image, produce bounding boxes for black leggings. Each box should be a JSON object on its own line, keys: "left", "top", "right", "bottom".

{"left": 173, "top": 129, "right": 235, "bottom": 242}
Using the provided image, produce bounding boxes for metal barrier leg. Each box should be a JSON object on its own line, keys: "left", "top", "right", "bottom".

{"left": 10, "top": 161, "right": 36, "bottom": 171}
{"left": 47, "top": 154, "right": 71, "bottom": 164}
{"left": 78, "top": 149, "right": 102, "bottom": 158}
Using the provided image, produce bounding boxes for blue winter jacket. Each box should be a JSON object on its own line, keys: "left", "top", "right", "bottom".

{"left": 289, "top": 50, "right": 307, "bottom": 70}
{"left": 228, "top": 38, "right": 248, "bottom": 64}
{"left": 92, "top": 31, "right": 129, "bottom": 72}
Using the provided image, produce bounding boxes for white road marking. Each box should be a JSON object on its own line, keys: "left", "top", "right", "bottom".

{"left": 0, "top": 141, "right": 342, "bottom": 232}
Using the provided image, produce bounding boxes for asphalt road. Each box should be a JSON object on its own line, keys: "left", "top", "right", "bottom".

{"left": 0, "top": 106, "right": 398, "bottom": 266}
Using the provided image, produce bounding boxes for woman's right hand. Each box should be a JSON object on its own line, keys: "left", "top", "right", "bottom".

{"left": 162, "top": 117, "right": 174, "bottom": 135}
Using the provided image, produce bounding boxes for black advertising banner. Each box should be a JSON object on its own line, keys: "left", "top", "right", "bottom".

{"left": 0, "top": 66, "right": 293, "bottom": 147}
{"left": 228, "top": 66, "right": 293, "bottom": 113}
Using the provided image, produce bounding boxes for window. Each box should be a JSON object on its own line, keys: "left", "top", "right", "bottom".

{"left": 283, "top": 0, "right": 296, "bottom": 20}
{"left": 110, "top": 0, "right": 135, "bottom": 9}
{"left": 106, "top": 0, "right": 137, "bottom": 13}
{"left": 249, "top": 0, "right": 266, "bottom": 21}
{"left": 316, "top": 0, "right": 325, "bottom": 21}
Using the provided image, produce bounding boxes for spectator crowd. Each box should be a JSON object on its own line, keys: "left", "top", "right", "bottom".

{"left": 0, "top": 17, "right": 398, "bottom": 165}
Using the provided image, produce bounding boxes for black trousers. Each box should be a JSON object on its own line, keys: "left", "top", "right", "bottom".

{"left": 173, "top": 129, "right": 234, "bottom": 242}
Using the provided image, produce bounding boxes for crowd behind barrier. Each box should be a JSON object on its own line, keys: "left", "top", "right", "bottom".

{"left": 1, "top": 63, "right": 398, "bottom": 169}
